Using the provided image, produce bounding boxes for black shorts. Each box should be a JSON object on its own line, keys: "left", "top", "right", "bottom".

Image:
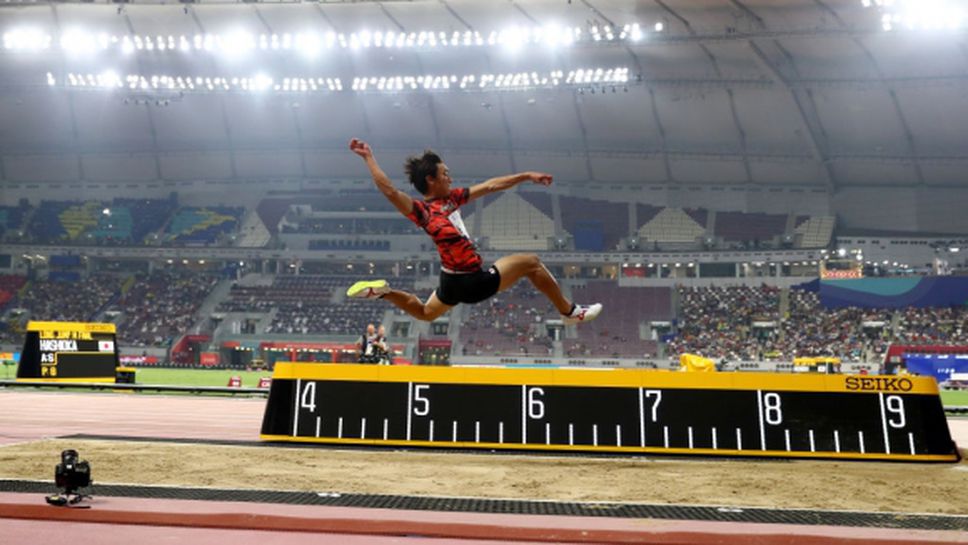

{"left": 435, "top": 265, "right": 501, "bottom": 306}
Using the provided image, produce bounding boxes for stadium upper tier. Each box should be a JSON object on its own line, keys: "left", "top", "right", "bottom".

{"left": 0, "top": 196, "right": 835, "bottom": 251}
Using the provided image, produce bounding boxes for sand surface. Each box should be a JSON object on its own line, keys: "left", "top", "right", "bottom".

{"left": 1, "top": 438, "right": 966, "bottom": 515}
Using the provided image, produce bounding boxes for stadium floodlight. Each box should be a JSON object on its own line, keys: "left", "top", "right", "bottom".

{"left": 61, "top": 29, "right": 98, "bottom": 55}
{"left": 55, "top": 66, "right": 630, "bottom": 95}
{"left": 864, "top": 0, "right": 965, "bottom": 31}
{"left": 220, "top": 30, "right": 256, "bottom": 57}
{"left": 1, "top": 23, "right": 654, "bottom": 55}
{"left": 3, "top": 28, "right": 49, "bottom": 50}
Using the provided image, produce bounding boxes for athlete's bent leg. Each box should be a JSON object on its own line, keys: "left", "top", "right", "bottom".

{"left": 382, "top": 289, "right": 453, "bottom": 322}
{"left": 493, "top": 253, "right": 572, "bottom": 315}
{"left": 347, "top": 279, "right": 452, "bottom": 322}
{"left": 493, "top": 254, "right": 602, "bottom": 324}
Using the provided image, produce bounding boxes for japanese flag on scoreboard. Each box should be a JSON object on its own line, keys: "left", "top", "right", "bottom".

{"left": 98, "top": 340, "right": 115, "bottom": 352}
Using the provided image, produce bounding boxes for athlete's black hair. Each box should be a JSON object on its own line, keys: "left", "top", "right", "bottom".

{"left": 404, "top": 150, "right": 442, "bottom": 195}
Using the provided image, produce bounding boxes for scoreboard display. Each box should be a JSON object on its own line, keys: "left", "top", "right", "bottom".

{"left": 17, "top": 321, "right": 119, "bottom": 382}
{"left": 261, "top": 364, "right": 959, "bottom": 462}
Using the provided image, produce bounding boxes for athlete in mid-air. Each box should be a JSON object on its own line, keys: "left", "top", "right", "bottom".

{"left": 346, "top": 138, "right": 602, "bottom": 325}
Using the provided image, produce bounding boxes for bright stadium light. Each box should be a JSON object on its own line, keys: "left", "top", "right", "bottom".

{"left": 1, "top": 23, "right": 658, "bottom": 55}
{"left": 3, "top": 28, "right": 50, "bottom": 50}
{"left": 55, "top": 67, "right": 630, "bottom": 95}
{"left": 61, "top": 29, "right": 98, "bottom": 54}
{"left": 219, "top": 30, "right": 256, "bottom": 57}
{"left": 864, "top": 0, "right": 966, "bottom": 31}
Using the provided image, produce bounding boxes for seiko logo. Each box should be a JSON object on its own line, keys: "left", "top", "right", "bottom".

{"left": 845, "top": 376, "right": 913, "bottom": 392}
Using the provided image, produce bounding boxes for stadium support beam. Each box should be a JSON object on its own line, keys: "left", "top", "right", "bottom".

{"left": 570, "top": 91, "right": 597, "bottom": 183}
{"left": 520, "top": 1, "right": 594, "bottom": 181}
{"left": 49, "top": 4, "right": 85, "bottom": 183}
{"left": 809, "top": 0, "right": 924, "bottom": 186}
{"left": 253, "top": 4, "right": 307, "bottom": 179}
{"left": 120, "top": 8, "right": 164, "bottom": 181}
{"left": 377, "top": 3, "right": 443, "bottom": 149}
{"left": 747, "top": 41, "right": 836, "bottom": 193}
{"left": 10, "top": 142, "right": 961, "bottom": 166}
{"left": 729, "top": 0, "right": 838, "bottom": 195}
{"left": 187, "top": 7, "right": 238, "bottom": 180}
{"left": 441, "top": 0, "right": 516, "bottom": 171}
{"left": 648, "top": 87, "right": 674, "bottom": 183}
{"left": 582, "top": 0, "right": 667, "bottom": 181}
{"left": 852, "top": 39, "right": 926, "bottom": 185}
{"left": 651, "top": 0, "right": 753, "bottom": 184}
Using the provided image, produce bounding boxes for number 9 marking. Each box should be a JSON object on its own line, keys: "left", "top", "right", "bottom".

{"left": 886, "top": 395, "right": 906, "bottom": 429}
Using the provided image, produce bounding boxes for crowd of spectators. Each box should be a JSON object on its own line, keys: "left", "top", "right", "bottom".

{"left": 309, "top": 239, "right": 391, "bottom": 251}
{"left": 667, "top": 285, "right": 781, "bottom": 361}
{"left": 895, "top": 306, "right": 968, "bottom": 345}
{"left": 459, "top": 282, "right": 555, "bottom": 357}
{"left": 268, "top": 300, "right": 386, "bottom": 336}
{"left": 112, "top": 271, "right": 219, "bottom": 348}
{"left": 260, "top": 276, "right": 414, "bottom": 335}
{"left": 283, "top": 217, "right": 413, "bottom": 235}
{"left": 667, "top": 286, "right": 968, "bottom": 361}
{"left": 10, "top": 273, "right": 122, "bottom": 323}
{"left": 218, "top": 275, "right": 343, "bottom": 313}
{"left": 777, "top": 290, "right": 890, "bottom": 361}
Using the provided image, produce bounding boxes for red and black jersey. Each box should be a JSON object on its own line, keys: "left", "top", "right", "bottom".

{"left": 406, "top": 187, "right": 482, "bottom": 272}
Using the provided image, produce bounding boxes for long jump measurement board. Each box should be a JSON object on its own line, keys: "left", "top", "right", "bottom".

{"left": 260, "top": 363, "right": 959, "bottom": 462}
{"left": 17, "top": 321, "right": 119, "bottom": 383}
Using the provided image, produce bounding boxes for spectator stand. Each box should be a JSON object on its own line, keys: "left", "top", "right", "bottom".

{"left": 458, "top": 281, "right": 557, "bottom": 358}
{"left": 111, "top": 270, "right": 220, "bottom": 348}
{"left": 564, "top": 281, "right": 669, "bottom": 359}
{"left": 477, "top": 191, "right": 555, "bottom": 251}
{"left": 165, "top": 206, "right": 244, "bottom": 245}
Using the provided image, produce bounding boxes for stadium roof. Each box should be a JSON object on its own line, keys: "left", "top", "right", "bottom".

{"left": 0, "top": 0, "right": 965, "bottom": 189}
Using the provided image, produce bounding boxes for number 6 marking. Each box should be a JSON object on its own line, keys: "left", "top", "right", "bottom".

{"left": 527, "top": 387, "right": 545, "bottom": 420}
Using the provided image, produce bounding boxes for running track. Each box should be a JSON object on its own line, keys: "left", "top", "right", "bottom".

{"left": 0, "top": 390, "right": 965, "bottom": 544}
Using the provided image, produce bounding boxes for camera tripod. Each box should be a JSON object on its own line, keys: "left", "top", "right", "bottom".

{"left": 45, "top": 489, "right": 92, "bottom": 508}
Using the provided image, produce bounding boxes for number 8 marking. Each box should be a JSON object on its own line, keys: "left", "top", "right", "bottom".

{"left": 763, "top": 392, "right": 782, "bottom": 425}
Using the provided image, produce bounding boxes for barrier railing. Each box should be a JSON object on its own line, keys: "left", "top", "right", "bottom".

{"left": 0, "top": 380, "right": 268, "bottom": 396}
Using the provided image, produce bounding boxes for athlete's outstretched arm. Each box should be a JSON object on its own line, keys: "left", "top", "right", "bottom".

{"left": 349, "top": 138, "right": 413, "bottom": 216}
{"left": 467, "top": 171, "right": 552, "bottom": 203}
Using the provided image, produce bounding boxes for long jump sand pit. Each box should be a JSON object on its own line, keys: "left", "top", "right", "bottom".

{"left": 1, "top": 438, "right": 966, "bottom": 515}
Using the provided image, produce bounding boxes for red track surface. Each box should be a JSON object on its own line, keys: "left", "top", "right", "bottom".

{"left": 0, "top": 390, "right": 965, "bottom": 544}
{"left": 0, "top": 390, "right": 264, "bottom": 446}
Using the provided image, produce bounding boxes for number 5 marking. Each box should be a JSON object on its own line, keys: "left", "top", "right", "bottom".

{"left": 413, "top": 384, "right": 430, "bottom": 416}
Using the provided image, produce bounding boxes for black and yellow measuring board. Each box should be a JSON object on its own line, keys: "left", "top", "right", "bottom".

{"left": 261, "top": 363, "right": 959, "bottom": 462}
{"left": 17, "top": 321, "right": 119, "bottom": 383}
